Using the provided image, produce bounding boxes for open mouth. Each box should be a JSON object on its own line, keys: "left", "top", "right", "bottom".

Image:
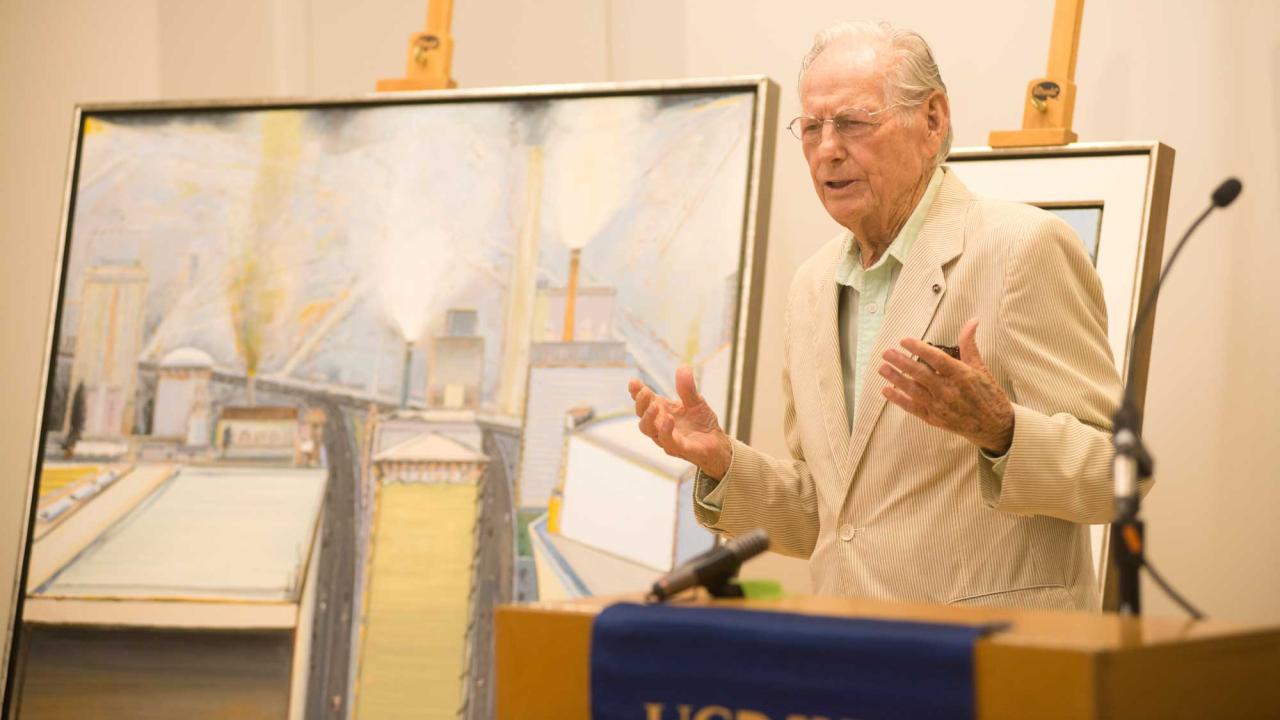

{"left": 825, "top": 180, "right": 855, "bottom": 190}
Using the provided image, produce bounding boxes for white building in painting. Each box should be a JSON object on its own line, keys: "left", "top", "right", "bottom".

{"left": 516, "top": 346, "right": 634, "bottom": 509}
{"left": 151, "top": 346, "right": 214, "bottom": 446}
{"left": 428, "top": 309, "right": 485, "bottom": 410}
{"left": 533, "top": 285, "right": 616, "bottom": 342}
{"left": 216, "top": 406, "right": 300, "bottom": 462}
{"left": 516, "top": 275, "right": 638, "bottom": 510}
{"left": 374, "top": 410, "right": 485, "bottom": 457}
{"left": 555, "top": 411, "right": 713, "bottom": 571}
{"left": 372, "top": 432, "right": 488, "bottom": 485}
{"left": 66, "top": 264, "right": 148, "bottom": 438}
{"left": 529, "top": 410, "right": 714, "bottom": 600}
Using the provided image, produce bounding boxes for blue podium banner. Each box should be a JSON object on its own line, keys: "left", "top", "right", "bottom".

{"left": 590, "top": 603, "right": 997, "bottom": 720}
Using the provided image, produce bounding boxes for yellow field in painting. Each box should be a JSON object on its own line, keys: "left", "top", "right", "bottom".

{"left": 38, "top": 465, "right": 100, "bottom": 497}
{"left": 356, "top": 482, "right": 477, "bottom": 719}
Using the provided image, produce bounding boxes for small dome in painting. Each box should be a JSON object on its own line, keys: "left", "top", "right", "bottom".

{"left": 159, "top": 346, "right": 214, "bottom": 369}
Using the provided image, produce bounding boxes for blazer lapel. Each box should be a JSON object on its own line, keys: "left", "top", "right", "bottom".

{"left": 836, "top": 170, "right": 971, "bottom": 485}
{"left": 811, "top": 240, "right": 854, "bottom": 466}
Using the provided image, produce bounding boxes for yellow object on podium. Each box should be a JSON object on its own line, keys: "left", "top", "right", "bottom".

{"left": 495, "top": 594, "right": 1280, "bottom": 719}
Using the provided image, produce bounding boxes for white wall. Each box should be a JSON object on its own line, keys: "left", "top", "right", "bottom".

{"left": 1, "top": 4, "right": 1277, "bottom": 692}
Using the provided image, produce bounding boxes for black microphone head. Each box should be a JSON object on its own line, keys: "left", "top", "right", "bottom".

{"left": 1212, "top": 178, "right": 1242, "bottom": 208}
{"left": 725, "top": 528, "right": 770, "bottom": 560}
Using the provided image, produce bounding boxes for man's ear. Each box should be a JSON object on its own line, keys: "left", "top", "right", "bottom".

{"left": 924, "top": 90, "right": 950, "bottom": 142}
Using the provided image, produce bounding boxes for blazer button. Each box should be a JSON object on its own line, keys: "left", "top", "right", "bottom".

{"left": 932, "top": 283, "right": 942, "bottom": 294}
{"left": 839, "top": 524, "right": 857, "bottom": 542}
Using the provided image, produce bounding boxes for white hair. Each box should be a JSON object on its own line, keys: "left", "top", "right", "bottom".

{"left": 798, "top": 19, "right": 953, "bottom": 164}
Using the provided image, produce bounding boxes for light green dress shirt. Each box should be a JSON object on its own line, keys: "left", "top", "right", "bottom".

{"left": 836, "top": 167, "right": 944, "bottom": 426}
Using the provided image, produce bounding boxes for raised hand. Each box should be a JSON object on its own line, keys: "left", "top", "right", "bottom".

{"left": 878, "top": 318, "right": 1015, "bottom": 455}
{"left": 628, "top": 365, "right": 733, "bottom": 479}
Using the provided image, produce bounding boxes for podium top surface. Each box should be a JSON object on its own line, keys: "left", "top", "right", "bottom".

{"left": 496, "top": 594, "right": 1280, "bottom": 719}
{"left": 506, "top": 593, "right": 1276, "bottom": 652}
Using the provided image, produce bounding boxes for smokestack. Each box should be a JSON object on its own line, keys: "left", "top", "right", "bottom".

{"left": 563, "top": 247, "right": 581, "bottom": 342}
{"left": 399, "top": 340, "right": 413, "bottom": 408}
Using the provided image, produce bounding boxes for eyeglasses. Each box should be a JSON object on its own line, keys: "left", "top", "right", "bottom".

{"left": 787, "top": 105, "right": 901, "bottom": 143}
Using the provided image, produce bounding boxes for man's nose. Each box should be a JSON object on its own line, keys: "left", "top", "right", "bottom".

{"left": 814, "top": 123, "right": 846, "bottom": 162}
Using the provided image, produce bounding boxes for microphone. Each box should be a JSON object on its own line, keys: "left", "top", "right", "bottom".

{"left": 1111, "top": 177, "right": 1242, "bottom": 615}
{"left": 1212, "top": 178, "right": 1242, "bottom": 208}
{"left": 647, "top": 529, "right": 769, "bottom": 602}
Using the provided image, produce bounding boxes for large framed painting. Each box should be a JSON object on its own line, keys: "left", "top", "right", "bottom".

{"left": 946, "top": 142, "right": 1175, "bottom": 608}
{"left": 6, "top": 77, "right": 778, "bottom": 718}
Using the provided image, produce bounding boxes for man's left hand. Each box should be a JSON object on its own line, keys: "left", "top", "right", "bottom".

{"left": 878, "top": 318, "right": 1015, "bottom": 455}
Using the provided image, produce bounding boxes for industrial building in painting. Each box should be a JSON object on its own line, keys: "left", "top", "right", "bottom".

{"left": 20, "top": 465, "right": 325, "bottom": 718}
{"left": 356, "top": 411, "right": 489, "bottom": 717}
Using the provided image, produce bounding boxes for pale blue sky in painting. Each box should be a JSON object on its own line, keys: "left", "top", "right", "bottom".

{"left": 1048, "top": 206, "right": 1103, "bottom": 263}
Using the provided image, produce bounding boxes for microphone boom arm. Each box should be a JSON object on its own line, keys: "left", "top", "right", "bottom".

{"left": 1111, "top": 178, "right": 1239, "bottom": 617}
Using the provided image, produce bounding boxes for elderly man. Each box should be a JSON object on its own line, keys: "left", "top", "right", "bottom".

{"left": 629, "top": 20, "right": 1149, "bottom": 611}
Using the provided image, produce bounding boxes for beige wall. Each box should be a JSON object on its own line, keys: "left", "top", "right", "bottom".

{"left": 0, "top": 0, "right": 163, "bottom": 700}
{"left": 1, "top": 0, "right": 1277, "bottom": 689}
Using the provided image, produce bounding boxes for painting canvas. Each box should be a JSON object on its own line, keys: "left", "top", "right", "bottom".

{"left": 11, "top": 78, "right": 776, "bottom": 718}
{"left": 947, "top": 142, "right": 1174, "bottom": 607}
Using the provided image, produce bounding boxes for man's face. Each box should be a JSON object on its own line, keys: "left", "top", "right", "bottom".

{"left": 798, "top": 40, "right": 946, "bottom": 239}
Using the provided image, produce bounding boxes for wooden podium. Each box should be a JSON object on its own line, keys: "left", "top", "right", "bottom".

{"left": 495, "top": 594, "right": 1280, "bottom": 718}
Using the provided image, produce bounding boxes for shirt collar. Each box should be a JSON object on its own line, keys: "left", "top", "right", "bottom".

{"left": 836, "top": 166, "right": 945, "bottom": 291}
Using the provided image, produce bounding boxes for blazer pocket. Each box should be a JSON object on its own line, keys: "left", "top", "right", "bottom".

{"left": 947, "top": 584, "right": 1075, "bottom": 611}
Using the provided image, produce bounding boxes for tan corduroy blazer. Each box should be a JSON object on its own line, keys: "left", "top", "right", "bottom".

{"left": 697, "top": 168, "right": 1153, "bottom": 611}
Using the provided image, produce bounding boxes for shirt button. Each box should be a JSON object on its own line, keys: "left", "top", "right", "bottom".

{"left": 839, "top": 524, "right": 857, "bottom": 541}
{"left": 864, "top": 302, "right": 879, "bottom": 315}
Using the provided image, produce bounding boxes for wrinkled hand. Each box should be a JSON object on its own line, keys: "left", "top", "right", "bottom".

{"left": 628, "top": 365, "right": 733, "bottom": 479}
{"left": 878, "top": 318, "right": 1015, "bottom": 454}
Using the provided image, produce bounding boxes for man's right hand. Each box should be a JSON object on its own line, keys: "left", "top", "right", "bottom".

{"left": 628, "top": 365, "right": 732, "bottom": 479}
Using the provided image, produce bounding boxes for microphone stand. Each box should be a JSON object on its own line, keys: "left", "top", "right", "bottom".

{"left": 1110, "top": 179, "right": 1239, "bottom": 617}
{"left": 1110, "top": 401, "right": 1152, "bottom": 615}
